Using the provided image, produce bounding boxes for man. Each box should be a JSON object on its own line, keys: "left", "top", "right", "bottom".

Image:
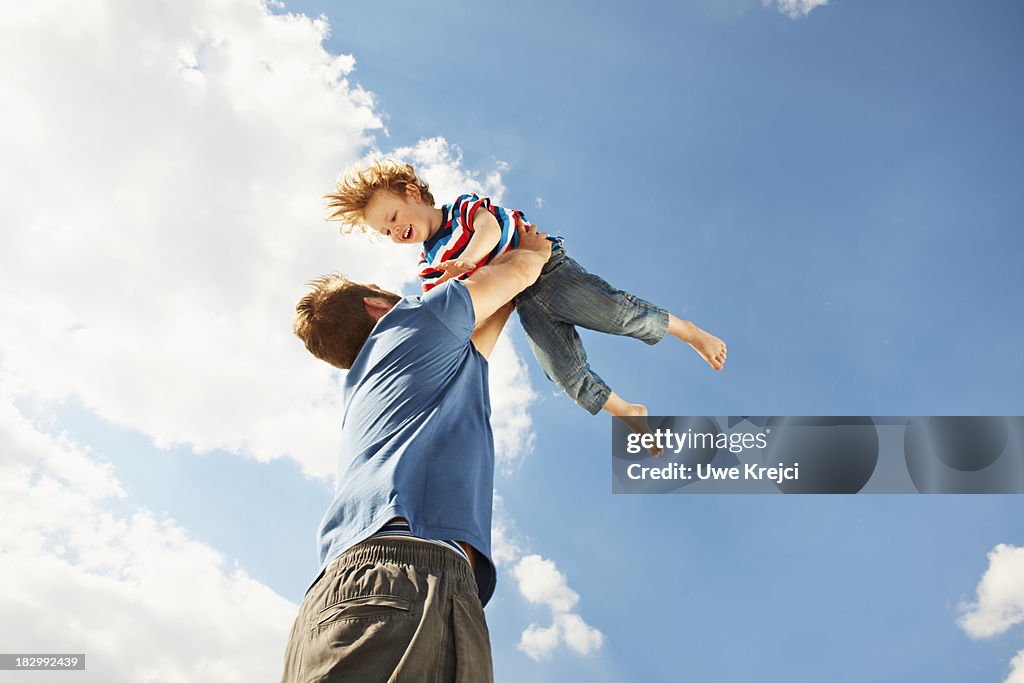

{"left": 281, "top": 222, "right": 552, "bottom": 682}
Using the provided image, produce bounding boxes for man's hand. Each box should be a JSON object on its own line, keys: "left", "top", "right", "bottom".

{"left": 516, "top": 221, "right": 553, "bottom": 262}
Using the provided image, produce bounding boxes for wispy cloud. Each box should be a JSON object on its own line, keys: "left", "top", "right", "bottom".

{"left": 494, "top": 496, "right": 604, "bottom": 660}
{"left": 1008, "top": 651, "right": 1024, "bottom": 683}
{"left": 959, "top": 544, "right": 1024, "bottom": 683}
{"left": 488, "top": 333, "right": 538, "bottom": 472}
{"left": 0, "top": 387, "right": 294, "bottom": 682}
{"left": 762, "top": 0, "right": 829, "bottom": 19}
{"left": 385, "top": 137, "right": 509, "bottom": 205}
{"left": 514, "top": 554, "right": 581, "bottom": 613}
{"left": 514, "top": 557, "right": 605, "bottom": 660}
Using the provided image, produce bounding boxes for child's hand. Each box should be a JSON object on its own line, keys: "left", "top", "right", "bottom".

{"left": 435, "top": 259, "right": 476, "bottom": 284}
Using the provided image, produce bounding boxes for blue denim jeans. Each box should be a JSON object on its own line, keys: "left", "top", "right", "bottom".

{"left": 513, "top": 247, "right": 670, "bottom": 414}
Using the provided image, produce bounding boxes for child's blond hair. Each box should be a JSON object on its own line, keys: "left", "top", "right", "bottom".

{"left": 324, "top": 159, "right": 436, "bottom": 233}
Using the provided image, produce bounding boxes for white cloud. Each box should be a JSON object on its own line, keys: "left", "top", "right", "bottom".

{"left": 374, "top": 136, "right": 508, "bottom": 206}
{"left": 1009, "top": 651, "right": 1024, "bottom": 683}
{"left": 762, "top": 0, "right": 829, "bottom": 19}
{"left": 960, "top": 544, "right": 1024, "bottom": 639}
{"left": 519, "top": 621, "right": 562, "bottom": 661}
{"left": 557, "top": 612, "right": 605, "bottom": 656}
{"left": 0, "top": 0, "right": 535, "bottom": 479}
{"left": 0, "top": 387, "right": 295, "bottom": 683}
{"left": 959, "top": 544, "right": 1024, "bottom": 683}
{"left": 488, "top": 333, "right": 537, "bottom": 472}
{"left": 494, "top": 498, "right": 604, "bottom": 661}
{"left": 513, "top": 555, "right": 580, "bottom": 613}
{"left": 517, "top": 613, "right": 604, "bottom": 661}
{"left": 0, "top": 0, "right": 389, "bottom": 479}
{"left": 491, "top": 492, "right": 525, "bottom": 566}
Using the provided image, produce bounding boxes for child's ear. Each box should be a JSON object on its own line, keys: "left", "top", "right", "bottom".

{"left": 404, "top": 183, "right": 422, "bottom": 203}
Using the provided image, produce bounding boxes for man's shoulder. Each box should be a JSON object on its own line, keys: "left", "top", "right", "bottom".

{"left": 379, "top": 282, "right": 474, "bottom": 342}
{"left": 425, "top": 281, "right": 475, "bottom": 341}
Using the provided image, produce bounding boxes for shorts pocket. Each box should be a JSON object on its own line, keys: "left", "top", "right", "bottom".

{"left": 314, "top": 594, "right": 412, "bottom": 629}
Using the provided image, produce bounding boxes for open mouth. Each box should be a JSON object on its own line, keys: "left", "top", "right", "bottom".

{"left": 402, "top": 226, "right": 413, "bottom": 240}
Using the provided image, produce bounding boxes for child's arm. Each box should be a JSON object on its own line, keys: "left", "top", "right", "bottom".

{"left": 435, "top": 209, "right": 503, "bottom": 284}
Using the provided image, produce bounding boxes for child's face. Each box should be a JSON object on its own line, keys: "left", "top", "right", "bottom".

{"left": 364, "top": 185, "right": 436, "bottom": 244}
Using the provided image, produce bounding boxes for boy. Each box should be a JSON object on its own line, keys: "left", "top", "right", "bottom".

{"left": 325, "top": 160, "right": 727, "bottom": 428}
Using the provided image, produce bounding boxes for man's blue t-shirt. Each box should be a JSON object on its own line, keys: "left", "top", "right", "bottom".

{"left": 316, "top": 280, "right": 497, "bottom": 605}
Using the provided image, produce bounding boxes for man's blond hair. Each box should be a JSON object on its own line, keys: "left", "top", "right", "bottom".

{"left": 324, "top": 159, "right": 436, "bottom": 233}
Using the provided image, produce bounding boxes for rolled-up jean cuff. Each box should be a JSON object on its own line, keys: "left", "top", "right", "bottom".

{"left": 643, "top": 308, "right": 670, "bottom": 345}
{"left": 580, "top": 381, "right": 612, "bottom": 415}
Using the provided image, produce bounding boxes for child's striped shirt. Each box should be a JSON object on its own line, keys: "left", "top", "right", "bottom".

{"left": 418, "top": 194, "right": 562, "bottom": 292}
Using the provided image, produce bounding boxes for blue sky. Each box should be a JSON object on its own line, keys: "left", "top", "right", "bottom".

{"left": 312, "top": 0, "right": 1024, "bottom": 414}
{"left": 1, "top": 1, "right": 1023, "bottom": 681}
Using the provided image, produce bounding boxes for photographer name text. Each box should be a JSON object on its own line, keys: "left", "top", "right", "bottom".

{"left": 626, "top": 462, "right": 800, "bottom": 484}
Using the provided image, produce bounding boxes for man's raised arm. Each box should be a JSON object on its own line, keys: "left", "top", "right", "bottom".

{"left": 469, "top": 302, "right": 515, "bottom": 359}
{"left": 464, "top": 222, "right": 552, "bottom": 358}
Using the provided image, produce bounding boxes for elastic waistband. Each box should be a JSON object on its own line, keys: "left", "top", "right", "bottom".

{"left": 331, "top": 537, "right": 478, "bottom": 591}
{"left": 368, "top": 518, "right": 472, "bottom": 567}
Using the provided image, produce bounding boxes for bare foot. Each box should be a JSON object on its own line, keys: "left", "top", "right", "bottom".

{"left": 669, "top": 317, "right": 727, "bottom": 371}
{"left": 604, "top": 395, "right": 663, "bottom": 456}
{"left": 690, "top": 326, "right": 727, "bottom": 371}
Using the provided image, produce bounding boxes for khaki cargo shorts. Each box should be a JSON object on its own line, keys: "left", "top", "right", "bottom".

{"left": 280, "top": 538, "right": 493, "bottom": 683}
